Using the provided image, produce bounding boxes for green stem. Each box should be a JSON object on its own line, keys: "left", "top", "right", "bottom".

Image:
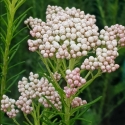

{"left": 47, "top": 58, "right": 55, "bottom": 72}
{"left": 40, "top": 55, "right": 63, "bottom": 95}
{"left": 37, "top": 102, "right": 40, "bottom": 122}
{"left": 64, "top": 98, "right": 71, "bottom": 125}
{"left": 62, "top": 59, "right": 67, "bottom": 71}
{"left": 13, "top": 118, "right": 20, "bottom": 125}
{"left": 69, "top": 58, "right": 76, "bottom": 70}
{"left": 32, "top": 102, "right": 40, "bottom": 125}
{"left": 76, "top": 70, "right": 101, "bottom": 96}
{"left": 98, "top": 74, "right": 109, "bottom": 123}
{"left": 1, "top": 1, "right": 15, "bottom": 95}
{"left": 85, "top": 71, "right": 91, "bottom": 79}
{"left": 23, "top": 113, "right": 33, "bottom": 125}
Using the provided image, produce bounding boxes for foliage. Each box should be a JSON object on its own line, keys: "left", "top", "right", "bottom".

{"left": 0, "top": 0, "right": 125, "bottom": 125}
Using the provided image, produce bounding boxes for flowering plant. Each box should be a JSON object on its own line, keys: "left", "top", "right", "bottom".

{"left": 1, "top": 4, "right": 125, "bottom": 125}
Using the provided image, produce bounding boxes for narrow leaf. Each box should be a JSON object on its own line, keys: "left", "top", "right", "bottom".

{"left": 72, "top": 118, "right": 92, "bottom": 123}
{"left": 8, "top": 61, "right": 25, "bottom": 69}
{"left": 0, "top": 27, "right": 6, "bottom": 37}
{"left": 7, "top": 70, "right": 25, "bottom": 83}
{"left": 0, "top": 32, "right": 6, "bottom": 42}
{"left": 42, "top": 95, "right": 60, "bottom": 113}
{"left": 23, "top": 121, "right": 29, "bottom": 125}
{"left": 9, "top": 46, "right": 19, "bottom": 63}
{"left": 13, "top": 14, "right": 27, "bottom": 32}
{"left": 14, "top": 7, "right": 32, "bottom": 26}
{"left": 71, "top": 96, "right": 102, "bottom": 115}
{"left": 15, "top": 0, "right": 26, "bottom": 11}
{"left": 10, "top": 35, "right": 29, "bottom": 51}
{"left": 0, "top": 15, "right": 7, "bottom": 26}
{"left": 13, "top": 27, "right": 27, "bottom": 38}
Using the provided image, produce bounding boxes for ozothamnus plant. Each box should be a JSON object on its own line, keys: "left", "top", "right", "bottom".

{"left": 1, "top": 5, "right": 125, "bottom": 125}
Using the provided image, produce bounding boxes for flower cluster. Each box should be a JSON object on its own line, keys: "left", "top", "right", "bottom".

{"left": 38, "top": 78, "right": 62, "bottom": 110}
{"left": 71, "top": 97, "right": 87, "bottom": 108}
{"left": 99, "top": 24, "right": 125, "bottom": 47}
{"left": 80, "top": 24, "right": 125, "bottom": 73}
{"left": 53, "top": 71, "right": 61, "bottom": 81}
{"left": 24, "top": 5, "right": 99, "bottom": 59}
{"left": 64, "top": 68, "right": 86, "bottom": 97}
{"left": 16, "top": 96, "right": 33, "bottom": 114}
{"left": 24, "top": 5, "right": 125, "bottom": 73}
{"left": 1, "top": 72, "right": 62, "bottom": 117}
{"left": 1, "top": 95, "right": 19, "bottom": 118}
{"left": 17, "top": 72, "right": 62, "bottom": 110}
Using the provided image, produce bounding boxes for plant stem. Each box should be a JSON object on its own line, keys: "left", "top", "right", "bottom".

{"left": 40, "top": 55, "right": 63, "bottom": 95}
{"left": 24, "top": 113, "right": 33, "bottom": 125}
{"left": 1, "top": 1, "right": 15, "bottom": 95}
{"left": 13, "top": 118, "right": 20, "bottom": 125}
{"left": 98, "top": 74, "right": 109, "bottom": 124}
{"left": 64, "top": 98, "right": 71, "bottom": 125}
{"left": 69, "top": 58, "right": 76, "bottom": 70}
{"left": 31, "top": 102, "right": 40, "bottom": 125}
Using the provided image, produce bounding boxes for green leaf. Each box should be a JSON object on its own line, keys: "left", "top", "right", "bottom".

{"left": 0, "top": 32, "right": 6, "bottom": 42}
{"left": 0, "top": 45, "right": 4, "bottom": 56}
{"left": 111, "top": 82, "right": 125, "bottom": 98}
{"left": 7, "top": 69, "right": 25, "bottom": 83}
{"left": 14, "top": 7, "right": 32, "bottom": 27}
{"left": 3, "top": 0, "right": 10, "bottom": 6}
{"left": 0, "top": 123, "right": 14, "bottom": 125}
{"left": 0, "top": 27, "right": 6, "bottom": 37}
{"left": 70, "top": 96, "right": 101, "bottom": 125}
{"left": 6, "top": 75, "right": 20, "bottom": 90}
{"left": 70, "top": 105, "right": 91, "bottom": 125}
{"left": 13, "top": 27, "right": 27, "bottom": 38}
{"left": 42, "top": 95, "right": 61, "bottom": 113}
{"left": 76, "top": 70, "right": 101, "bottom": 96}
{"left": 10, "top": 35, "right": 29, "bottom": 51}
{"left": 13, "top": 14, "right": 27, "bottom": 33}
{"left": 23, "top": 121, "right": 29, "bottom": 125}
{"left": 8, "top": 61, "right": 25, "bottom": 69}
{"left": 15, "top": 0, "right": 26, "bottom": 11}
{"left": 9, "top": 35, "right": 29, "bottom": 63}
{"left": 72, "top": 118, "right": 92, "bottom": 123}
{"left": 0, "top": 63, "right": 3, "bottom": 69}
{"left": 0, "top": 15, "right": 7, "bottom": 26}
{"left": 71, "top": 96, "right": 102, "bottom": 115}
{"left": 9, "top": 46, "right": 19, "bottom": 63}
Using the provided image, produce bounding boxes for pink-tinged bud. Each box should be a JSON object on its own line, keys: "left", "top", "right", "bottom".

{"left": 81, "top": 79, "right": 86, "bottom": 84}
{"left": 115, "top": 64, "right": 119, "bottom": 69}
{"left": 74, "top": 80, "right": 79, "bottom": 86}
{"left": 67, "top": 79, "right": 72, "bottom": 84}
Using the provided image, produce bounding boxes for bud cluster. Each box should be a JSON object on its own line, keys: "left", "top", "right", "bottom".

{"left": 24, "top": 5, "right": 99, "bottom": 59}
{"left": 17, "top": 72, "right": 62, "bottom": 110}
{"left": 99, "top": 24, "right": 125, "bottom": 47}
{"left": 64, "top": 68, "right": 86, "bottom": 97}
{"left": 16, "top": 96, "right": 33, "bottom": 114}
{"left": 38, "top": 78, "right": 62, "bottom": 110}
{"left": 53, "top": 71, "right": 61, "bottom": 81}
{"left": 80, "top": 24, "right": 125, "bottom": 73}
{"left": 1, "top": 72, "right": 62, "bottom": 117}
{"left": 1, "top": 95, "right": 19, "bottom": 118}
{"left": 71, "top": 97, "right": 87, "bottom": 108}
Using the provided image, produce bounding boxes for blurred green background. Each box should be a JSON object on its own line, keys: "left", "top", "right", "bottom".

{"left": 1, "top": 0, "right": 125, "bottom": 125}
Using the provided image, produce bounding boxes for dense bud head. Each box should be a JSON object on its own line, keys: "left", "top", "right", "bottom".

{"left": 71, "top": 97, "right": 87, "bottom": 107}
{"left": 25, "top": 5, "right": 99, "bottom": 59}
{"left": 1, "top": 95, "right": 19, "bottom": 118}
{"left": 64, "top": 68, "right": 86, "bottom": 97}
